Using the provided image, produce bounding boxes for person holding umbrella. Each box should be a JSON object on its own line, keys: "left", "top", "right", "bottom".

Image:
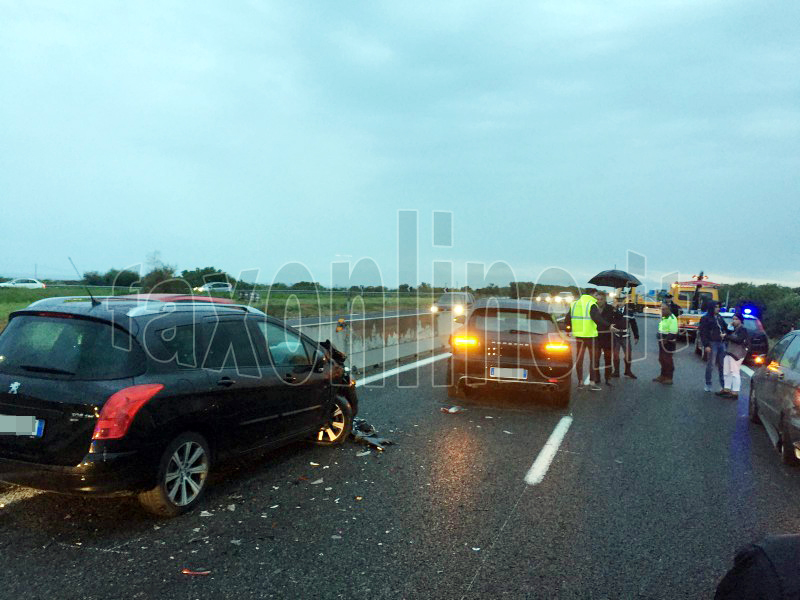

{"left": 611, "top": 293, "right": 639, "bottom": 378}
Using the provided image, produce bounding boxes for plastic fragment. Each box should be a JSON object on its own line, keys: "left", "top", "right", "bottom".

{"left": 324, "top": 487, "right": 333, "bottom": 491}
{"left": 310, "top": 478, "right": 324, "bottom": 485}
{"left": 441, "top": 405, "right": 464, "bottom": 414}
{"left": 181, "top": 568, "right": 211, "bottom": 576}
{"left": 227, "top": 504, "right": 236, "bottom": 511}
{"left": 485, "top": 416, "right": 493, "bottom": 419}
{"left": 472, "top": 547, "right": 481, "bottom": 551}
{"left": 310, "top": 462, "right": 320, "bottom": 466}
{"left": 503, "top": 431, "right": 512, "bottom": 435}
{"left": 356, "top": 450, "right": 371, "bottom": 457}
{"left": 331, "top": 535, "right": 342, "bottom": 540}
{"left": 355, "top": 496, "right": 363, "bottom": 501}
{"left": 199, "top": 511, "right": 213, "bottom": 517}
{"left": 231, "top": 540, "right": 242, "bottom": 546}
{"left": 269, "top": 505, "right": 279, "bottom": 509}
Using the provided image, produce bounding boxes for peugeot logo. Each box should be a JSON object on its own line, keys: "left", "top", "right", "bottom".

{"left": 9, "top": 382, "right": 20, "bottom": 394}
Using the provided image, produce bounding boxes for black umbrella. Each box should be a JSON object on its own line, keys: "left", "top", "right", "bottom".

{"left": 588, "top": 269, "right": 642, "bottom": 288}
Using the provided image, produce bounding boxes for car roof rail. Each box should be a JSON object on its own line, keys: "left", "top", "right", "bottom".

{"left": 125, "top": 302, "right": 266, "bottom": 318}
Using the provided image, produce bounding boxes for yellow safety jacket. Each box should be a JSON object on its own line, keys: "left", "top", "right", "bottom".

{"left": 570, "top": 294, "right": 598, "bottom": 338}
{"left": 658, "top": 314, "right": 678, "bottom": 336}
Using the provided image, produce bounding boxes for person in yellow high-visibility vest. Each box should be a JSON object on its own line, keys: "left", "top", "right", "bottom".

{"left": 655, "top": 303, "right": 679, "bottom": 384}
{"left": 566, "top": 288, "right": 615, "bottom": 391}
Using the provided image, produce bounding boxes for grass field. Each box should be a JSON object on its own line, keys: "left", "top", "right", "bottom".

{"left": 0, "top": 288, "right": 433, "bottom": 330}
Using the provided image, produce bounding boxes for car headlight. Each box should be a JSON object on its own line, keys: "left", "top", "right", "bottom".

{"left": 430, "top": 305, "right": 439, "bottom": 313}
{"left": 453, "top": 304, "right": 464, "bottom": 315}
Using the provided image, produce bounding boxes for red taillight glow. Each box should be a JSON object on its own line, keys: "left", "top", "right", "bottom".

{"left": 545, "top": 342, "right": 570, "bottom": 352}
{"left": 754, "top": 356, "right": 765, "bottom": 365}
{"left": 92, "top": 384, "right": 164, "bottom": 440}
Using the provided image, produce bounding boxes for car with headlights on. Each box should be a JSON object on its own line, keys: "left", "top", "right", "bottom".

{"left": 0, "top": 296, "right": 357, "bottom": 517}
{"left": 447, "top": 298, "right": 572, "bottom": 406}
{"left": 0, "top": 278, "right": 46, "bottom": 289}
{"left": 193, "top": 281, "right": 233, "bottom": 293}
{"left": 430, "top": 292, "right": 474, "bottom": 317}
{"left": 749, "top": 330, "right": 800, "bottom": 465}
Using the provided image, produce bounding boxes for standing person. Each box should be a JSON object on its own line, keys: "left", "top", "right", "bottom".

{"left": 596, "top": 292, "right": 615, "bottom": 386}
{"left": 664, "top": 294, "right": 682, "bottom": 317}
{"left": 717, "top": 313, "right": 750, "bottom": 399}
{"left": 699, "top": 301, "right": 727, "bottom": 392}
{"left": 611, "top": 295, "right": 640, "bottom": 378}
{"left": 566, "top": 288, "right": 615, "bottom": 392}
{"left": 654, "top": 303, "right": 678, "bottom": 384}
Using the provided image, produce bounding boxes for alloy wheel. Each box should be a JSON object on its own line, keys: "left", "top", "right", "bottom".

{"left": 164, "top": 440, "right": 209, "bottom": 507}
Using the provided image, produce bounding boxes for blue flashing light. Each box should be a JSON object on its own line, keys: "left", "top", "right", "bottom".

{"left": 744, "top": 308, "right": 752, "bottom": 315}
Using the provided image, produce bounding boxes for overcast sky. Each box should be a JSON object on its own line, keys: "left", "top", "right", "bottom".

{"left": 1, "top": 1, "right": 798, "bottom": 291}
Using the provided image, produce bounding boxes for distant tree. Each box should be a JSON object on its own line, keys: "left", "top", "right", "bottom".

{"left": 398, "top": 284, "right": 411, "bottom": 293}
{"left": 141, "top": 265, "right": 191, "bottom": 294}
{"left": 105, "top": 268, "right": 139, "bottom": 288}
{"left": 290, "top": 281, "right": 321, "bottom": 291}
{"left": 83, "top": 271, "right": 105, "bottom": 286}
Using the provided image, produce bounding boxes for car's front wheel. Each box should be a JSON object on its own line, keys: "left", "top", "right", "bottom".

{"left": 314, "top": 396, "right": 353, "bottom": 445}
{"left": 138, "top": 432, "right": 211, "bottom": 517}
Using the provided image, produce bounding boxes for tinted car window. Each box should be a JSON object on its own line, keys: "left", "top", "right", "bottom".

{"left": 769, "top": 334, "right": 795, "bottom": 364}
{"left": 470, "top": 309, "right": 556, "bottom": 334}
{"left": 202, "top": 319, "right": 259, "bottom": 369}
{"left": 0, "top": 315, "right": 145, "bottom": 380}
{"left": 779, "top": 336, "right": 800, "bottom": 370}
{"left": 151, "top": 325, "right": 198, "bottom": 368}
{"left": 255, "top": 321, "right": 310, "bottom": 366}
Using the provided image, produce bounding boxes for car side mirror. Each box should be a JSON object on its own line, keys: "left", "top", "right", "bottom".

{"left": 453, "top": 315, "right": 465, "bottom": 324}
{"left": 314, "top": 352, "right": 326, "bottom": 373}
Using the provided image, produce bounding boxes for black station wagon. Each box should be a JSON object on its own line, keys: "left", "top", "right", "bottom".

{"left": 0, "top": 297, "right": 357, "bottom": 516}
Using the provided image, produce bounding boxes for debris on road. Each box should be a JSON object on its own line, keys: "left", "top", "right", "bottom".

{"left": 485, "top": 416, "right": 493, "bottom": 419}
{"left": 350, "top": 418, "right": 394, "bottom": 452}
{"left": 503, "top": 431, "right": 513, "bottom": 435}
{"left": 199, "top": 511, "right": 213, "bottom": 517}
{"left": 227, "top": 504, "right": 236, "bottom": 511}
{"left": 472, "top": 547, "right": 481, "bottom": 552}
{"left": 269, "top": 505, "right": 279, "bottom": 509}
{"left": 181, "top": 568, "right": 211, "bottom": 576}
{"left": 231, "top": 540, "right": 242, "bottom": 546}
{"left": 310, "top": 478, "right": 324, "bottom": 485}
{"left": 331, "top": 535, "right": 342, "bottom": 540}
{"left": 355, "top": 496, "right": 363, "bottom": 501}
{"left": 441, "top": 405, "right": 465, "bottom": 414}
{"left": 310, "top": 462, "right": 320, "bottom": 466}
{"left": 356, "top": 450, "right": 371, "bottom": 457}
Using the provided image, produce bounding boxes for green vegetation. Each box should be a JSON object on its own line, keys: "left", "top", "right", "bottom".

{"left": 719, "top": 283, "right": 800, "bottom": 339}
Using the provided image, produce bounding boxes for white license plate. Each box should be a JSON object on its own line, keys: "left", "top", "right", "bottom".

{"left": 0, "top": 415, "right": 45, "bottom": 437}
{"left": 489, "top": 367, "right": 528, "bottom": 380}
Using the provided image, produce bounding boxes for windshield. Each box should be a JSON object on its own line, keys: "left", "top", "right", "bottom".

{"left": 470, "top": 309, "right": 556, "bottom": 334}
{"left": 0, "top": 315, "right": 145, "bottom": 380}
{"left": 438, "top": 293, "right": 470, "bottom": 303}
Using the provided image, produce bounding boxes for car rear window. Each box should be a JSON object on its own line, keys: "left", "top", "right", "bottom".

{"left": 470, "top": 309, "right": 556, "bottom": 334}
{"left": 0, "top": 315, "right": 146, "bottom": 380}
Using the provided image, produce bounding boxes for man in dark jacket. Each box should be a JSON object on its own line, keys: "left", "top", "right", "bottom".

{"left": 611, "top": 296, "right": 640, "bottom": 378}
{"left": 596, "top": 292, "right": 615, "bottom": 386}
{"left": 699, "top": 301, "right": 727, "bottom": 392}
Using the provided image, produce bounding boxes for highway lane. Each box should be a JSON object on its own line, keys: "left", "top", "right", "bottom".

{"left": 1, "top": 318, "right": 799, "bottom": 599}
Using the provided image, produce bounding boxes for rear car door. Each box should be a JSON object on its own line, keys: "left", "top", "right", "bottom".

{"left": 253, "top": 320, "right": 329, "bottom": 437}
{"left": 760, "top": 334, "right": 798, "bottom": 427}
{"left": 774, "top": 336, "right": 800, "bottom": 422}
{"left": 200, "top": 316, "right": 275, "bottom": 452}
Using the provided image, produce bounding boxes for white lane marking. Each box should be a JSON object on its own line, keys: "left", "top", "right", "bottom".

{"left": 525, "top": 416, "right": 574, "bottom": 486}
{"left": 354, "top": 352, "right": 452, "bottom": 387}
{"left": 741, "top": 365, "right": 754, "bottom": 377}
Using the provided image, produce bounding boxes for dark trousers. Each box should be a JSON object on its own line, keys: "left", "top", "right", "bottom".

{"left": 575, "top": 337, "right": 599, "bottom": 384}
{"left": 598, "top": 345, "right": 613, "bottom": 381}
{"left": 613, "top": 336, "right": 633, "bottom": 375}
{"left": 659, "top": 340, "right": 676, "bottom": 379}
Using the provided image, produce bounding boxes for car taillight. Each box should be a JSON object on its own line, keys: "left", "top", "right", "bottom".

{"left": 754, "top": 356, "right": 765, "bottom": 365}
{"left": 92, "top": 384, "right": 164, "bottom": 440}
{"left": 545, "top": 334, "right": 570, "bottom": 353}
{"left": 452, "top": 335, "right": 479, "bottom": 349}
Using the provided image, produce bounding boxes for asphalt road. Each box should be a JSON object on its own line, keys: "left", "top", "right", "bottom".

{"left": 1, "top": 318, "right": 798, "bottom": 599}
